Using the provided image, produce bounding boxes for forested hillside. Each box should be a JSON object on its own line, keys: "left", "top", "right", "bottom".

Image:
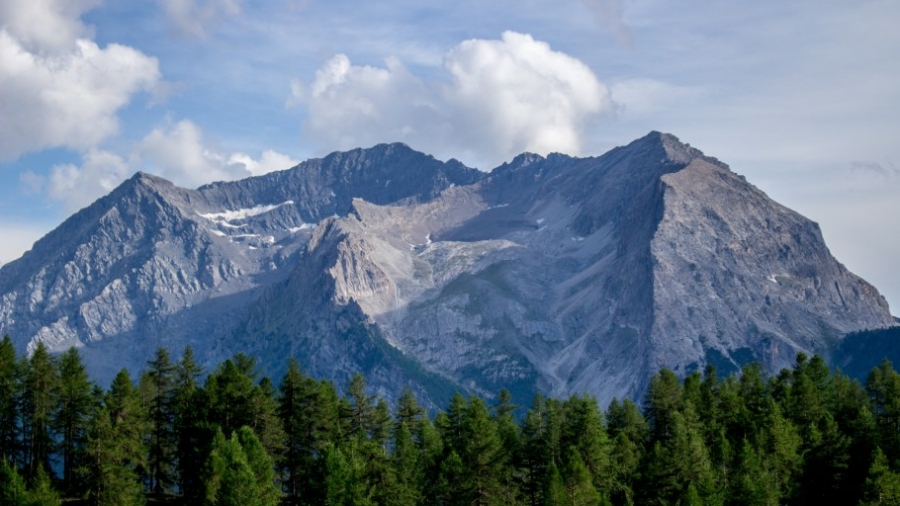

{"left": 3, "top": 334, "right": 900, "bottom": 506}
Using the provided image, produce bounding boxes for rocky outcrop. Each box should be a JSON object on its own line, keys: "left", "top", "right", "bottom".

{"left": 0, "top": 133, "right": 893, "bottom": 406}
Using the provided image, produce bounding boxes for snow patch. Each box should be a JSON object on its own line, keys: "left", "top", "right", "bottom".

{"left": 198, "top": 201, "right": 294, "bottom": 222}
{"left": 289, "top": 223, "right": 316, "bottom": 233}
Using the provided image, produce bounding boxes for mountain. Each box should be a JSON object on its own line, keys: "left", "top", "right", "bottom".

{"left": 0, "top": 133, "right": 894, "bottom": 406}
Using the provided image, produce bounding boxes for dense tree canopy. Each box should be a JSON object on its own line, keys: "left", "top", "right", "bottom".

{"left": 2, "top": 334, "right": 900, "bottom": 506}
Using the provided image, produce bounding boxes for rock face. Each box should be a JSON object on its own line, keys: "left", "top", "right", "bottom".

{"left": 0, "top": 133, "right": 893, "bottom": 405}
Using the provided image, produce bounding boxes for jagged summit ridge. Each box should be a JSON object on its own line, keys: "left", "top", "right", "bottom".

{"left": 0, "top": 133, "right": 893, "bottom": 405}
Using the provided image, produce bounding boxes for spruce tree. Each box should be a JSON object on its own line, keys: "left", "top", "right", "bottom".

{"left": 236, "top": 426, "right": 281, "bottom": 506}
{"left": 52, "top": 346, "right": 94, "bottom": 495}
{"left": 0, "top": 458, "right": 29, "bottom": 506}
{"left": 460, "top": 397, "right": 505, "bottom": 506}
{"left": 277, "top": 358, "right": 305, "bottom": 502}
{"left": 22, "top": 341, "right": 57, "bottom": 478}
{"left": 172, "top": 345, "right": 204, "bottom": 498}
{"left": 0, "top": 335, "right": 20, "bottom": 464}
{"left": 860, "top": 448, "right": 900, "bottom": 506}
{"left": 144, "top": 346, "right": 176, "bottom": 495}
{"left": 521, "top": 394, "right": 551, "bottom": 506}
{"left": 27, "top": 465, "right": 62, "bottom": 506}
{"left": 563, "top": 446, "right": 602, "bottom": 506}
{"left": 85, "top": 369, "right": 147, "bottom": 506}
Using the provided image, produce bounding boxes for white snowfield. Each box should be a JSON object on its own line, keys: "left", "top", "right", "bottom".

{"left": 198, "top": 201, "right": 295, "bottom": 222}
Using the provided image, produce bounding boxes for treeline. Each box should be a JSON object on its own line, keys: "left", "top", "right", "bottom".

{"left": 3, "top": 334, "right": 900, "bottom": 506}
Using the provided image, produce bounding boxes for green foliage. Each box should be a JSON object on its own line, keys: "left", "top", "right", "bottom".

{"left": 0, "top": 458, "right": 29, "bottom": 506}
{"left": 53, "top": 346, "right": 94, "bottom": 495}
{"left": 0, "top": 335, "right": 20, "bottom": 464}
{"left": 8, "top": 342, "right": 900, "bottom": 506}
{"left": 203, "top": 427, "right": 281, "bottom": 506}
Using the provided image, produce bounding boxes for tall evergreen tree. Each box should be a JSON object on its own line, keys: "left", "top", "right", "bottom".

{"left": 860, "top": 448, "right": 900, "bottom": 506}
{"left": 0, "top": 458, "right": 29, "bottom": 506}
{"left": 236, "top": 426, "right": 281, "bottom": 506}
{"left": 0, "top": 335, "right": 20, "bottom": 464}
{"left": 562, "top": 445, "right": 603, "bottom": 506}
{"left": 28, "top": 465, "right": 62, "bottom": 506}
{"left": 521, "top": 394, "right": 551, "bottom": 506}
{"left": 22, "top": 341, "right": 57, "bottom": 478}
{"left": 560, "top": 394, "right": 611, "bottom": 494}
{"left": 52, "top": 346, "right": 94, "bottom": 496}
{"left": 867, "top": 359, "right": 900, "bottom": 466}
{"left": 144, "top": 346, "right": 176, "bottom": 495}
{"left": 277, "top": 359, "right": 306, "bottom": 503}
{"left": 644, "top": 368, "right": 683, "bottom": 442}
{"left": 459, "top": 397, "right": 505, "bottom": 506}
{"left": 172, "top": 345, "right": 204, "bottom": 498}
{"left": 85, "top": 370, "right": 147, "bottom": 506}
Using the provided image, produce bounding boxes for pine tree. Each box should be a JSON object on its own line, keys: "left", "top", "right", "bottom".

{"left": 390, "top": 420, "right": 422, "bottom": 506}
{"left": 860, "top": 448, "right": 900, "bottom": 506}
{"left": 236, "top": 426, "right": 281, "bottom": 506}
{"left": 545, "top": 461, "right": 567, "bottom": 506}
{"left": 22, "top": 342, "right": 58, "bottom": 478}
{"left": 52, "top": 346, "right": 94, "bottom": 495}
{"left": 0, "top": 335, "right": 20, "bottom": 464}
{"left": 343, "top": 373, "right": 375, "bottom": 439}
{"left": 644, "top": 368, "right": 683, "bottom": 442}
{"left": 459, "top": 397, "right": 505, "bottom": 506}
{"left": 521, "top": 394, "right": 551, "bottom": 506}
{"left": 560, "top": 394, "right": 610, "bottom": 494}
{"left": 27, "top": 465, "right": 62, "bottom": 506}
{"left": 606, "top": 398, "right": 647, "bottom": 506}
{"left": 85, "top": 369, "right": 147, "bottom": 506}
{"left": 85, "top": 407, "right": 145, "bottom": 506}
{"left": 144, "top": 346, "right": 176, "bottom": 495}
{"left": 731, "top": 439, "right": 780, "bottom": 506}
{"left": 0, "top": 458, "right": 29, "bottom": 506}
{"left": 867, "top": 359, "right": 900, "bottom": 466}
{"left": 172, "top": 345, "right": 204, "bottom": 498}
{"left": 563, "top": 446, "right": 602, "bottom": 506}
{"left": 208, "top": 430, "right": 263, "bottom": 506}
{"left": 277, "top": 358, "right": 305, "bottom": 503}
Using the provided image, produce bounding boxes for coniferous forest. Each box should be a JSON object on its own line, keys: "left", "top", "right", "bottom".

{"left": 4, "top": 334, "right": 900, "bottom": 505}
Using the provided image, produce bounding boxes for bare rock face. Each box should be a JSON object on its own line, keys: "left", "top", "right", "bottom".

{"left": 0, "top": 133, "right": 893, "bottom": 406}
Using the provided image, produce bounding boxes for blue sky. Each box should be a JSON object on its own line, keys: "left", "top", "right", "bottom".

{"left": 1, "top": 0, "right": 899, "bottom": 313}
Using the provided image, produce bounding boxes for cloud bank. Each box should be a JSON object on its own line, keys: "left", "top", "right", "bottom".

{"left": 292, "top": 31, "right": 612, "bottom": 169}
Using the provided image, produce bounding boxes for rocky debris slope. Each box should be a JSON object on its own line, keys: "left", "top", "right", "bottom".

{"left": 0, "top": 133, "right": 893, "bottom": 405}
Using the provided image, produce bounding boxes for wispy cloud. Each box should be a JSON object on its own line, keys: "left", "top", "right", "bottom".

{"left": 154, "top": 0, "right": 244, "bottom": 37}
{"left": 850, "top": 160, "right": 899, "bottom": 180}
{"left": 580, "top": 0, "right": 632, "bottom": 48}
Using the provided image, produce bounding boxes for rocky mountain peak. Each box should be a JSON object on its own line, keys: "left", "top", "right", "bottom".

{"left": 0, "top": 133, "right": 893, "bottom": 406}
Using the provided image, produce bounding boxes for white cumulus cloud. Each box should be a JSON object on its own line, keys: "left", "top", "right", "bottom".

{"left": 0, "top": 0, "right": 161, "bottom": 162}
{"left": 0, "top": 0, "right": 102, "bottom": 53}
{"left": 24, "top": 120, "right": 299, "bottom": 211}
{"left": 292, "top": 31, "right": 613, "bottom": 169}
